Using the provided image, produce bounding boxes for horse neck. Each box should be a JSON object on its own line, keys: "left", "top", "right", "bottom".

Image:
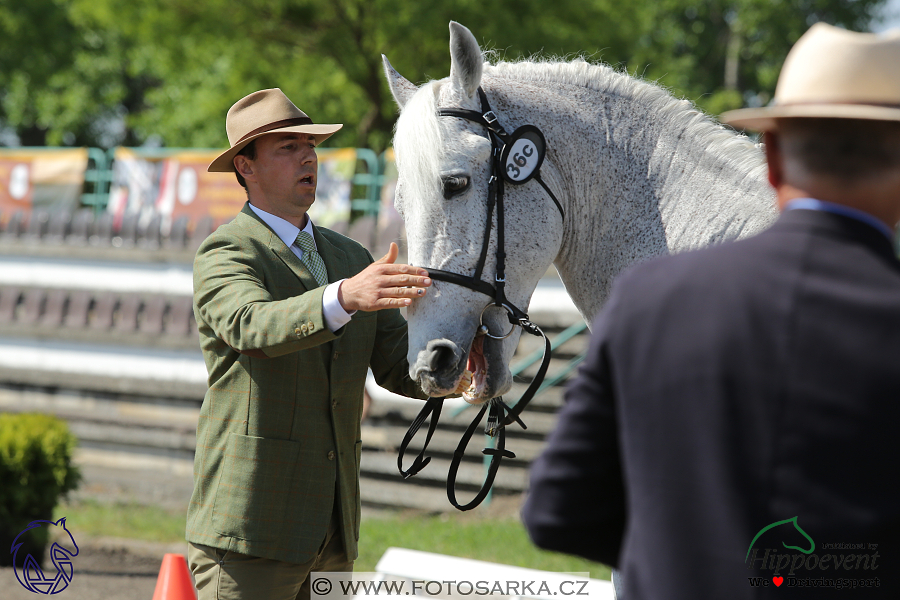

{"left": 490, "top": 74, "right": 776, "bottom": 323}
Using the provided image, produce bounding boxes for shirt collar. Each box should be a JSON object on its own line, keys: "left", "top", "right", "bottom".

{"left": 784, "top": 198, "right": 895, "bottom": 242}
{"left": 247, "top": 202, "right": 316, "bottom": 250}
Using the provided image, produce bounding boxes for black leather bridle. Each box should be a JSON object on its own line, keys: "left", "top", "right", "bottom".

{"left": 397, "top": 87, "right": 565, "bottom": 510}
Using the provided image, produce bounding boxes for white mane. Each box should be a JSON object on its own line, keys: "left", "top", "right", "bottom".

{"left": 485, "top": 58, "right": 766, "bottom": 180}
{"left": 394, "top": 57, "right": 767, "bottom": 188}
{"left": 393, "top": 81, "right": 446, "bottom": 205}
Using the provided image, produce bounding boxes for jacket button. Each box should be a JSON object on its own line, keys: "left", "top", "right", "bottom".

{"left": 294, "top": 328, "right": 302, "bottom": 336}
{"left": 301, "top": 324, "right": 308, "bottom": 334}
{"left": 307, "top": 321, "right": 315, "bottom": 331}
{"left": 327, "top": 451, "right": 335, "bottom": 460}
{"left": 333, "top": 352, "right": 339, "bottom": 361}
{"left": 332, "top": 400, "right": 338, "bottom": 408}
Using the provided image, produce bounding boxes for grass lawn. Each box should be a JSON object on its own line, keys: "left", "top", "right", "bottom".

{"left": 54, "top": 498, "right": 186, "bottom": 544}
{"left": 358, "top": 513, "right": 611, "bottom": 580}
{"left": 54, "top": 499, "right": 611, "bottom": 581}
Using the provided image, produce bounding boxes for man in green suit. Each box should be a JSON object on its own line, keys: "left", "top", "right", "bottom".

{"left": 186, "top": 88, "right": 457, "bottom": 600}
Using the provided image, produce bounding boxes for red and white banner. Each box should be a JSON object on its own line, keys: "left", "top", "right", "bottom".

{"left": 0, "top": 148, "right": 88, "bottom": 227}
{"left": 107, "top": 147, "right": 355, "bottom": 233}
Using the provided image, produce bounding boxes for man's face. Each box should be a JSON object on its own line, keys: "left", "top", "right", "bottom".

{"left": 246, "top": 132, "right": 318, "bottom": 220}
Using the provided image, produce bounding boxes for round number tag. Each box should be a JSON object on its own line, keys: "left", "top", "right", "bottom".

{"left": 499, "top": 125, "right": 546, "bottom": 184}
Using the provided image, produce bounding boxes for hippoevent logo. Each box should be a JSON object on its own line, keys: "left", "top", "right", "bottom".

{"left": 745, "top": 516, "right": 881, "bottom": 591}
{"left": 746, "top": 516, "right": 816, "bottom": 560}
{"left": 11, "top": 517, "right": 79, "bottom": 594}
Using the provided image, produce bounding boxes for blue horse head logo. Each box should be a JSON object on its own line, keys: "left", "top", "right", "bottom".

{"left": 11, "top": 517, "right": 79, "bottom": 594}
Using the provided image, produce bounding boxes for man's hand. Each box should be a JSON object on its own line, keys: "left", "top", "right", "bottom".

{"left": 338, "top": 243, "right": 432, "bottom": 312}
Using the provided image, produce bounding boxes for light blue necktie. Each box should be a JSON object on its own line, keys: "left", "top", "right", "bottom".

{"left": 295, "top": 231, "right": 328, "bottom": 286}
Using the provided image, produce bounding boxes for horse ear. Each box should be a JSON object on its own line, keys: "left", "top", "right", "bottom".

{"left": 383, "top": 55, "right": 418, "bottom": 109}
{"left": 448, "top": 21, "right": 483, "bottom": 99}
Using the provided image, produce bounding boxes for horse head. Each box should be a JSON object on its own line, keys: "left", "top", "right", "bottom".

{"left": 384, "top": 22, "right": 565, "bottom": 402}
{"left": 49, "top": 516, "right": 78, "bottom": 560}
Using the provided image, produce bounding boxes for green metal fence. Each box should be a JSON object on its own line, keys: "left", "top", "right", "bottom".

{"left": 82, "top": 148, "right": 113, "bottom": 214}
{"left": 351, "top": 148, "right": 386, "bottom": 217}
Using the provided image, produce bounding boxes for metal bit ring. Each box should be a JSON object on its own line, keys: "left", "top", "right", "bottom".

{"left": 477, "top": 303, "right": 518, "bottom": 340}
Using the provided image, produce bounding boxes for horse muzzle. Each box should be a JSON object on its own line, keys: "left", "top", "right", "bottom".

{"left": 412, "top": 339, "right": 467, "bottom": 396}
{"left": 411, "top": 335, "right": 511, "bottom": 402}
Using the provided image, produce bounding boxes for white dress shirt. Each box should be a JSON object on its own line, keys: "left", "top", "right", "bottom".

{"left": 248, "top": 203, "right": 355, "bottom": 332}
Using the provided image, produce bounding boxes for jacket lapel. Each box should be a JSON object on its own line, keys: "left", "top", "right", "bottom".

{"left": 261, "top": 217, "right": 352, "bottom": 290}
{"left": 238, "top": 203, "right": 320, "bottom": 291}
{"left": 270, "top": 238, "right": 320, "bottom": 291}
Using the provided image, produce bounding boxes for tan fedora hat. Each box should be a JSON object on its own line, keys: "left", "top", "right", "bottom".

{"left": 208, "top": 88, "right": 342, "bottom": 172}
{"left": 721, "top": 23, "right": 900, "bottom": 132}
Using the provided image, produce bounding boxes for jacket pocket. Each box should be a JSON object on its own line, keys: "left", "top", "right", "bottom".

{"left": 212, "top": 433, "right": 301, "bottom": 543}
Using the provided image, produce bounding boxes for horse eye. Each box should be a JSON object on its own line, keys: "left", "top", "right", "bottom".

{"left": 441, "top": 175, "right": 470, "bottom": 199}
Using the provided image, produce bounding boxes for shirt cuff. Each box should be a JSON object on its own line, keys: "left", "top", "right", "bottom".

{"left": 323, "top": 279, "right": 355, "bottom": 332}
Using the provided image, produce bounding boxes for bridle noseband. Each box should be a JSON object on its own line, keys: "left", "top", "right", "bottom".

{"left": 397, "top": 87, "right": 566, "bottom": 510}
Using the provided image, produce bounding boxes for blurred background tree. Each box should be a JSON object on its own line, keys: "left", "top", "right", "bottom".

{"left": 633, "top": 0, "right": 888, "bottom": 115}
{"left": 0, "top": 0, "right": 888, "bottom": 151}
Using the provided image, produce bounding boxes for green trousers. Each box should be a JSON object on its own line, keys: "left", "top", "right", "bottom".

{"left": 188, "top": 507, "right": 352, "bottom": 600}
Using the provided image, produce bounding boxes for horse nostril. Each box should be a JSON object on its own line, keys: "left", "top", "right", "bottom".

{"left": 425, "top": 344, "right": 456, "bottom": 372}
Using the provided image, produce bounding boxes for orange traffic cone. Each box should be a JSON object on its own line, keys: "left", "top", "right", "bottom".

{"left": 151, "top": 553, "right": 197, "bottom": 600}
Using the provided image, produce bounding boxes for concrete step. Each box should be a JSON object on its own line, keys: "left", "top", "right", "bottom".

{"left": 505, "top": 381, "right": 565, "bottom": 410}
{"left": 359, "top": 476, "right": 452, "bottom": 512}
{"left": 510, "top": 357, "right": 580, "bottom": 392}
{"left": 0, "top": 338, "right": 207, "bottom": 399}
{"left": 71, "top": 450, "right": 194, "bottom": 510}
{"left": 0, "top": 384, "right": 201, "bottom": 427}
{"left": 512, "top": 327, "right": 589, "bottom": 359}
{"left": 362, "top": 449, "right": 528, "bottom": 492}
{"left": 358, "top": 475, "right": 519, "bottom": 512}
{"left": 68, "top": 421, "right": 196, "bottom": 457}
{"left": 366, "top": 396, "right": 561, "bottom": 438}
{"left": 362, "top": 422, "right": 547, "bottom": 462}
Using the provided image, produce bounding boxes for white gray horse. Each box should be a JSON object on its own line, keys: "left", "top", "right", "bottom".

{"left": 383, "top": 22, "right": 776, "bottom": 403}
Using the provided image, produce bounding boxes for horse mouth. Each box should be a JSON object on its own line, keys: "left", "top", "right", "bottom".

{"left": 462, "top": 335, "right": 490, "bottom": 404}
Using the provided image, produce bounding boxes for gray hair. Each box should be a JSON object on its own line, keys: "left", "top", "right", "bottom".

{"left": 778, "top": 118, "right": 900, "bottom": 182}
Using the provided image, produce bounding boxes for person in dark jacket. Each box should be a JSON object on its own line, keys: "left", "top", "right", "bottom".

{"left": 522, "top": 23, "right": 900, "bottom": 599}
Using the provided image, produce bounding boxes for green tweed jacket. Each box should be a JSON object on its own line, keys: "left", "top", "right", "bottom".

{"left": 186, "top": 203, "right": 423, "bottom": 564}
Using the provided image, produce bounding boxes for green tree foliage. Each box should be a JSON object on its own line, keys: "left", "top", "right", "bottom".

{"left": 0, "top": 0, "right": 888, "bottom": 150}
{"left": 72, "top": 0, "right": 642, "bottom": 151}
{"left": 0, "top": 0, "right": 146, "bottom": 146}
{"left": 631, "top": 0, "right": 886, "bottom": 115}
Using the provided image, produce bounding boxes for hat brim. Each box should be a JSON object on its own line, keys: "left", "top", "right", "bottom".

{"left": 208, "top": 123, "right": 343, "bottom": 172}
{"left": 721, "top": 104, "right": 900, "bottom": 132}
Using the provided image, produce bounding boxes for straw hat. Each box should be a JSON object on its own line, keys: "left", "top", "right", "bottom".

{"left": 208, "top": 88, "right": 342, "bottom": 172}
{"left": 721, "top": 23, "right": 900, "bottom": 132}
